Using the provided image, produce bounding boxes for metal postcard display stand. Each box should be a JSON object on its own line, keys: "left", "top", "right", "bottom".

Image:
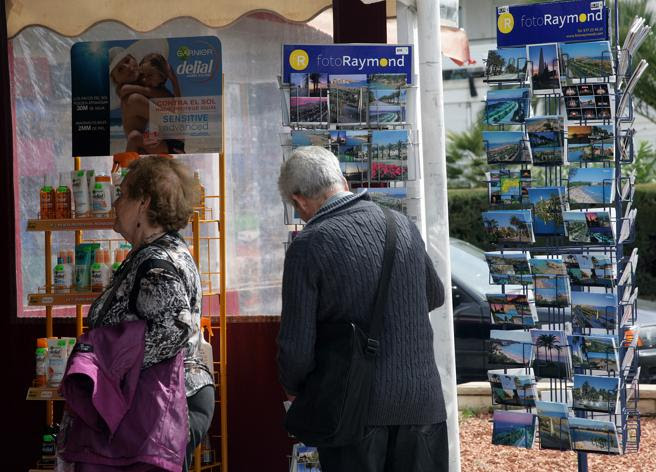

{"left": 483, "top": 2, "right": 642, "bottom": 470}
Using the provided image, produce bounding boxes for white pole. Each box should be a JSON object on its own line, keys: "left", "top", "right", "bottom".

{"left": 415, "top": 0, "right": 461, "bottom": 470}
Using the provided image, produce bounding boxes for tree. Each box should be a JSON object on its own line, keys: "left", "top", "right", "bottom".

{"left": 536, "top": 334, "right": 558, "bottom": 364}
{"left": 446, "top": 120, "right": 487, "bottom": 187}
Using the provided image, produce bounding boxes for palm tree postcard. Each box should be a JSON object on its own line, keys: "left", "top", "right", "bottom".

{"left": 528, "top": 43, "right": 561, "bottom": 95}
{"left": 330, "top": 130, "right": 368, "bottom": 163}
{"left": 568, "top": 167, "right": 615, "bottom": 206}
{"left": 535, "top": 401, "right": 572, "bottom": 451}
{"left": 482, "top": 131, "right": 531, "bottom": 164}
{"left": 328, "top": 74, "right": 367, "bottom": 124}
{"left": 571, "top": 291, "right": 618, "bottom": 330}
{"left": 487, "top": 293, "right": 538, "bottom": 327}
{"left": 568, "top": 334, "right": 619, "bottom": 374}
{"left": 529, "top": 258, "right": 567, "bottom": 276}
{"left": 487, "top": 170, "right": 531, "bottom": 205}
{"left": 568, "top": 417, "right": 621, "bottom": 455}
{"left": 488, "top": 370, "right": 537, "bottom": 407}
{"left": 290, "top": 72, "right": 328, "bottom": 97}
{"left": 489, "top": 329, "right": 533, "bottom": 367}
{"left": 291, "top": 443, "right": 321, "bottom": 471}
{"left": 530, "top": 329, "right": 571, "bottom": 379}
{"left": 563, "top": 253, "right": 614, "bottom": 287}
{"left": 492, "top": 410, "right": 536, "bottom": 449}
{"left": 484, "top": 251, "right": 533, "bottom": 285}
{"left": 559, "top": 41, "right": 614, "bottom": 82}
{"left": 291, "top": 130, "right": 330, "bottom": 148}
{"left": 485, "top": 88, "right": 530, "bottom": 125}
{"left": 371, "top": 130, "right": 409, "bottom": 161}
{"left": 533, "top": 275, "right": 571, "bottom": 308}
{"left": 482, "top": 210, "right": 535, "bottom": 244}
{"left": 485, "top": 47, "right": 528, "bottom": 82}
{"left": 527, "top": 187, "right": 567, "bottom": 235}
{"left": 573, "top": 374, "right": 620, "bottom": 414}
{"left": 368, "top": 89, "right": 406, "bottom": 124}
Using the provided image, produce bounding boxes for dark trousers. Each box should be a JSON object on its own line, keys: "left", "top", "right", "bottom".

{"left": 318, "top": 422, "right": 448, "bottom": 472}
{"left": 182, "top": 385, "right": 215, "bottom": 472}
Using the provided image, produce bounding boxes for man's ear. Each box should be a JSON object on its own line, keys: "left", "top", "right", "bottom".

{"left": 290, "top": 194, "right": 307, "bottom": 212}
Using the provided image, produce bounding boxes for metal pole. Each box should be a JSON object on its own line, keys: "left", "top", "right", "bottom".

{"left": 415, "top": 1, "right": 461, "bottom": 470}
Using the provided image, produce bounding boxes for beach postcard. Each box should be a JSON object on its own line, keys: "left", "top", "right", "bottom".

{"left": 531, "top": 329, "right": 572, "bottom": 379}
{"left": 291, "top": 130, "right": 330, "bottom": 148}
{"left": 534, "top": 275, "right": 571, "bottom": 308}
{"left": 535, "top": 401, "right": 572, "bottom": 451}
{"left": 564, "top": 253, "right": 614, "bottom": 287}
{"left": 482, "top": 210, "right": 535, "bottom": 244}
{"left": 486, "top": 88, "right": 531, "bottom": 125}
{"left": 568, "top": 334, "right": 619, "bottom": 373}
{"left": 329, "top": 74, "right": 367, "bottom": 123}
{"left": 527, "top": 187, "right": 567, "bottom": 235}
{"left": 368, "top": 88, "right": 406, "bottom": 124}
{"left": 488, "top": 371, "right": 538, "bottom": 407}
{"left": 487, "top": 293, "right": 538, "bottom": 327}
{"left": 529, "top": 258, "right": 567, "bottom": 276}
{"left": 489, "top": 329, "right": 533, "bottom": 367}
{"left": 356, "top": 187, "right": 407, "bottom": 213}
{"left": 528, "top": 43, "right": 561, "bottom": 94}
{"left": 330, "top": 130, "right": 369, "bottom": 163}
{"left": 525, "top": 116, "right": 564, "bottom": 165}
{"left": 492, "top": 410, "right": 536, "bottom": 449}
{"left": 571, "top": 291, "right": 618, "bottom": 330}
{"left": 485, "top": 47, "right": 528, "bottom": 82}
{"left": 368, "top": 73, "right": 407, "bottom": 90}
{"left": 568, "top": 167, "right": 615, "bottom": 206}
{"left": 483, "top": 131, "right": 532, "bottom": 164}
{"left": 559, "top": 41, "right": 614, "bottom": 81}
{"left": 484, "top": 251, "right": 533, "bottom": 285}
{"left": 572, "top": 374, "right": 620, "bottom": 414}
{"left": 568, "top": 417, "right": 621, "bottom": 454}
{"left": 488, "top": 170, "right": 531, "bottom": 205}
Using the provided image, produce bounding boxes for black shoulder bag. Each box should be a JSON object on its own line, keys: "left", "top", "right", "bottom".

{"left": 284, "top": 207, "right": 397, "bottom": 447}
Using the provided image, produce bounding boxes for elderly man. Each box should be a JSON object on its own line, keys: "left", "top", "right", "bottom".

{"left": 277, "top": 146, "right": 448, "bottom": 472}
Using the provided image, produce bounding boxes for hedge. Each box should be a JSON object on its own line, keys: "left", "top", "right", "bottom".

{"left": 447, "top": 184, "right": 656, "bottom": 300}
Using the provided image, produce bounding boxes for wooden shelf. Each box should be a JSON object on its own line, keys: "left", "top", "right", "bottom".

{"left": 28, "top": 292, "right": 100, "bottom": 306}
{"left": 27, "top": 217, "right": 114, "bottom": 232}
{"left": 26, "top": 387, "right": 64, "bottom": 401}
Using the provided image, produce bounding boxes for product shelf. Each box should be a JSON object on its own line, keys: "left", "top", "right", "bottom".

{"left": 26, "top": 386, "right": 64, "bottom": 401}
{"left": 28, "top": 292, "right": 100, "bottom": 306}
{"left": 27, "top": 217, "right": 114, "bottom": 232}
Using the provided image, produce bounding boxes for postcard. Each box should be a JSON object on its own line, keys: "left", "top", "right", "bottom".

{"left": 568, "top": 167, "right": 615, "bottom": 205}
{"left": 488, "top": 371, "right": 537, "bottom": 407}
{"left": 291, "top": 443, "right": 322, "bottom": 471}
{"left": 568, "top": 334, "right": 619, "bottom": 373}
{"left": 568, "top": 417, "right": 621, "bottom": 454}
{"left": 563, "top": 253, "right": 614, "bottom": 287}
{"left": 356, "top": 187, "right": 407, "bottom": 213}
{"left": 291, "top": 72, "right": 328, "bottom": 98}
{"left": 492, "top": 410, "right": 536, "bottom": 449}
{"left": 530, "top": 329, "right": 572, "bottom": 379}
{"left": 534, "top": 275, "right": 570, "bottom": 308}
{"left": 567, "top": 125, "right": 614, "bottom": 162}
{"left": 563, "top": 210, "right": 615, "bottom": 245}
{"left": 289, "top": 96, "right": 328, "bottom": 123}
{"left": 571, "top": 291, "right": 618, "bottom": 330}
{"left": 528, "top": 43, "right": 561, "bottom": 94}
{"left": 329, "top": 74, "right": 367, "bottom": 123}
{"left": 291, "top": 130, "right": 330, "bottom": 148}
{"left": 529, "top": 258, "right": 567, "bottom": 276}
{"left": 371, "top": 130, "right": 409, "bottom": 161}
{"left": 535, "top": 401, "right": 572, "bottom": 450}
{"left": 488, "top": 169, "right": 531, "bottom": 205}
{"left": 482, "top": 210, "right": 535, "bottom": 244}
{"left": 525, "top": 116, "right": 564, "bottom": 165}
{"left": 489, "top": 329, "right": 533, "bottom": 367}
{"left": 485, "top": 47, "right": 528, "bottom": 82}
{"left": 487, "top": 293, "right": 538, "bottom": 327}
{"left": 368, "top": 88, "right": 406, "bottom": 124}
{"left": 483, "top": 131, "right": 532, "bottom": 164}
{"left": 527, "top": 187, "right": 567, "bottom": 235}
{"left": 484, "top": 251, "right": 533, "bottom": 285}
{"left": 371, "top": 161, "right": 407, "bottom": 182}
{"left": 330, "top": 130, "right": 369, "bottom": 164}
{"left": 559, "top": 41, "right": 614, "bottom": 81}
{"left": 572, "top": 374, "right": 619, "bottom": 414}
{"left": 485, "top": 88, "right": 531, "bottom": 125}
{"left": 368, "top": 73, "right": 407, "bottom": 90}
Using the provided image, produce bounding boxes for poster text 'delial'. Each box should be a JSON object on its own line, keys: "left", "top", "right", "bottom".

{"left": 497, "top": 1, "right": 608, "bottom": 47}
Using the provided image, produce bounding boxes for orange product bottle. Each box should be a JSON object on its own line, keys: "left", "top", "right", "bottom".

{"left": 55, "top": 172, "right": 72, "bottom": 219}
{"left": 35, "top": 338, "right": 48, "bottom": 387}
{"left": 39, "top": 175, "right": 56, "bottom": 219}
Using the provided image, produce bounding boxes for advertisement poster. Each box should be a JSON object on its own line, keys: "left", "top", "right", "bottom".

{"left": 497, "top": 1, "right": 608, "bottom": 47}
{"left": 282, "top": 44, "right": 413, "bottom": 84}
{"left": 71, "top": 36, "right": 222, "bottom": 156}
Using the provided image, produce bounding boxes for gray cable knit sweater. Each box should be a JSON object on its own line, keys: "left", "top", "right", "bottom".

{"left": 277, "top": 192, "right": 447, "bottom": 425}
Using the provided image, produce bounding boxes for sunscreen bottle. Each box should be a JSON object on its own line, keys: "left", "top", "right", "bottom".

{"left": 55, "top": 172, "right": 72, "bottom": 219}
{"left": 71, "top": 170, "right": 90, "bottom": 216}
{"left": 39, "top": 175, "right": 56, "bottom": 219}
{"left": 35, "top": 338, "right": 48, "bottom": 387}
{"left": 92, "top": 175, "right": 113, "bottom": 215}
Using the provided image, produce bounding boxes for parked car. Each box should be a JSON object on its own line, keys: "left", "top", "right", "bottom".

{"left": 448, "top": 238, "right": 656, "bottom": 384}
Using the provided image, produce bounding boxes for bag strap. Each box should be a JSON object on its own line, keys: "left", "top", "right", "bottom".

{"left": 365, "top": 207, "right": 397, "bottom": 356}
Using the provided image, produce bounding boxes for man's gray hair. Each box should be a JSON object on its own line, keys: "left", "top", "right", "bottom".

{"left": 278, "top": 146, "right": 345, "bottom": 203}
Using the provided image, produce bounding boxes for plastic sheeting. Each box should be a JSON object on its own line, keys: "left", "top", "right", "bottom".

{"left": 11, "top": 14, "right": 331, "bottom": 317}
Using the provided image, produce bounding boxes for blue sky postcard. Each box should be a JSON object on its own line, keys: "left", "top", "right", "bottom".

{"left": 568, "top": 167, "right": 615, "bottom": 206}
{"left": 483, "top": 131, "right": 531, "bottom": 164}
{"left": 572, "top": 374, "right": 620, "bottom": 414}
{"left": 568, "top": 417, "right": 621, "bottom": 455}
{"left": 563, "top": 253, "right": 614, "bottom": 287}
{"left": 528, "top": 43, "right": 561, "bottom": 94}
{"left": 529, "top": 258, "right": 567, "bottom": 276}
{"left": 534, "top": 275, "right": 571, "bottom": 308}
{"left": 371, "top": 129, "right": 409, "bottom": 161}
{"left": 485, "top": 47, "right": 528, "bottom": 82}
{"left": 482, "top": 210, "right": 535, "bottom": 244}
{"left": 368, "top": 73, "right": 407, "bottom": 90}
{"left": 489, "top": 329, "right": 533, "bottom": 367}
{"left": 531, "top": 329, "right": 572, "bottom": 379}
{"left": 486, "top": 88, "right": 530, "bottom": 125}
{"left": 487, "top": 293, "right": 538, "bottom": 327}
{"left": 571, "top": 291, "right": 618, "bottom": 330}
{"left": 559, "top": 41, "right": 614, "bottom": 81}
{"left": 356, "top": 187, "right": 407, "bottom": 213}
{"left": 492, "top": 410, "right": 536, "bottom": 449}
{"left": 291, "top": 130, "right": 330, "bottom": 148}
{"left": 488, "top": 371, "right": 537, "bottom": 407}
{"left": 330, "top": 130, "right": 368, "bottom": 162}
{"left": 535, "top": 401, "right": 571, "bottom": 451}
{"left": 484, "top": 251, "right": 533, "bottom": 285}
{"left": 368, "top": 88, "right": 406, "bottom": 124}
{"left": 568, "top": 334, "right": 619, "bottom": 374}
{"left": 527, "top": 187, "right": 566, "bottom": 235}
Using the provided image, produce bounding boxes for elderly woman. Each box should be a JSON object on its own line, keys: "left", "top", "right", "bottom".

{"left": 81, "top": 155, "right": 214, "bottom": 471}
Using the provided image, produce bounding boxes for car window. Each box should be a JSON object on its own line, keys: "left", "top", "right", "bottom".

{"left": 449, "top": 239, "right": 496, "bottom": 299}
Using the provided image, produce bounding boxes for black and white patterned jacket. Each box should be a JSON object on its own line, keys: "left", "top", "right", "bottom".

{"left": 87, "top": 232, "right": 214, "bottom": 397}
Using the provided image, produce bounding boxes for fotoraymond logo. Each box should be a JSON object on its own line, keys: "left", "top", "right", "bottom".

{"left": 498, "top": 5, "right": 604, "bottom": 34}
{"left": 289, "top": 48, "right": 406, "bottom": 71}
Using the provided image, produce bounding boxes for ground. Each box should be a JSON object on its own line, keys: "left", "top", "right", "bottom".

{"left": 460, "top": 412, "right": 655, "bottom": 471}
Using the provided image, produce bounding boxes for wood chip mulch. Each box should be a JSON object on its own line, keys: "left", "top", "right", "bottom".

{"left": 460, "top": 413, "right": 655, "bottom": 472}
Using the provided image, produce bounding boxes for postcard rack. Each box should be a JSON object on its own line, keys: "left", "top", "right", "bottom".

{"left": 482, "top": 2, "right": 642, "bottom": 467}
